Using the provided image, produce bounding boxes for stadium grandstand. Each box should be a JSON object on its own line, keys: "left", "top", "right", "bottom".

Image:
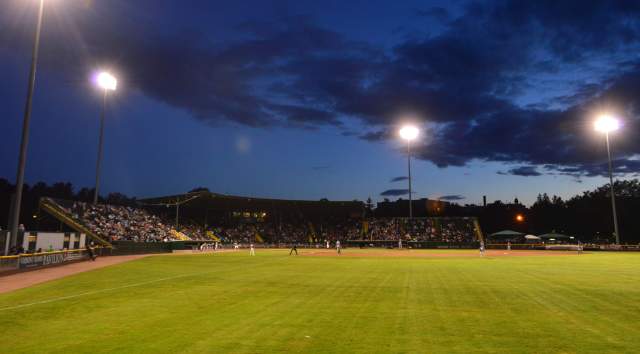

{"left": 37, "top": 191, "right": 483, "bottom": 249}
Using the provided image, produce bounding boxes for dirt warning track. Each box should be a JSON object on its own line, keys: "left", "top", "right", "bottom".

{"left": 0, "top": 255, "right": 149, "bottom": 294}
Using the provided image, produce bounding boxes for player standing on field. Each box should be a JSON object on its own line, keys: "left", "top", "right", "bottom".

{"left": 336, "top": 240, "right": 341, "bottom": 255}
{"left": 250, "top": 243, "right": 255, "bottom": 256}
{"left": 85, "top": 242, "right": 96, "bottom": 261}
{"left": 289, "top": 244, "right": 298, "bottom": 255}
{"left": 479, "top": 240, "right": 485, "bottom": 257}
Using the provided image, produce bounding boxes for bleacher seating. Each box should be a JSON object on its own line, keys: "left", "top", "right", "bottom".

{"left": 42, "top": 198, "right": 480, "bottom": 244}
{"left": 361, "top": 217, "right": 479, "bottom": 243}
{"left": 48, "top": 198, "right": 184, "bottom": 242}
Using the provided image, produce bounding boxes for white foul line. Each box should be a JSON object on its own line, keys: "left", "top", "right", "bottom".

{"left": 0, "top": 272, "right": 204, "bottom": 312}
{"left": 0, "top": 253, "right": 290, "bottom": 312}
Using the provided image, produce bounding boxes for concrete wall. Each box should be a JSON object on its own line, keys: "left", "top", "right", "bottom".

{"left": 21, "top": 232, "right": 86, "bottom": 251}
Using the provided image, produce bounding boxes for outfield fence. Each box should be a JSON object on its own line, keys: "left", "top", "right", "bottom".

{"left": 487, "top": 243, "right": 546, "bottom": 250}
{"left": 346, "top": 240, "right": 480, "bottom": 249}
{"left": 0, "top": 230, "right": 7, "bottom": 256}
{"left": 487, "top": 243, "right": 640, "bottom": 252}
{"left": 0, "top": 248, "right": 105, "bottom": 275}
{"left": 110, "top": 241, "right": 172, "bottom": 255}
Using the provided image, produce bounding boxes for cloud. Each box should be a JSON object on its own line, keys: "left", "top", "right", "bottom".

{"left": 2, "top": 0, "right": 640, "bottom": 176}
{"left": 380, "top": 189, "right": 409, "bottom": 197}
{"left": 438, "top": 195, "right": 465, "bottom": 201}
{"left": 390, "top": 176, "right": 408, "bottom": 182}
{"left": 499, "top": 166, "right": 542, "bottom": 177}
{"left": 547, "top": 159, "right": 640, "bottom": 178}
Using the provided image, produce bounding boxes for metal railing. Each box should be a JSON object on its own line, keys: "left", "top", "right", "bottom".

{"left": 0, "top": 248, "right": 94, "bottom": 274}
{"left": 39, "top": 198, "right": 111, "bottom": 247}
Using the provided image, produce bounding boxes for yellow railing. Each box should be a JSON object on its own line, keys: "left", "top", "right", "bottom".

{"left": 473, "top": 219, "right": 484, "bottom": 243}
{"left": 170, "top": 229, "right": 191, "bottom": 241}
{"left": 39, "top": 198, "right": 112, "bottom": 248}
{"left": 1, "top": 248, "right": 92, "bottom": 259}
{"left": 206, "top": 231, "right": 221, "bottom": 242}
{"left": 307, "top": 222, "right": 317, "bottom": 243}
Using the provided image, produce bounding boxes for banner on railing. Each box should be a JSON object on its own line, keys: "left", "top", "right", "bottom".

{"left": 18, "top": 250, "right": 88, "bottom": 269}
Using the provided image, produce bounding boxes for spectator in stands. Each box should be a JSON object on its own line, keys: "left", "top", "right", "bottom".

{"left": 48, "top": 198, "right": 477, "bottom": 245}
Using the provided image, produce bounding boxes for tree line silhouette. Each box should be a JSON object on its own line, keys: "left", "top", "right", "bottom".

{"left": 1, "top": 178, "right": 638, "bottom": 243}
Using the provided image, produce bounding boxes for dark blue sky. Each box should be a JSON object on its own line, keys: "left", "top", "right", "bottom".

{"left": 1, "top": 0, "right": 640, "bottom": 205}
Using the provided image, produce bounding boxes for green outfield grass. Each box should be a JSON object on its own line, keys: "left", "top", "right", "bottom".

{"left": 1, "top": 249, "right": 640, "bottom": 353}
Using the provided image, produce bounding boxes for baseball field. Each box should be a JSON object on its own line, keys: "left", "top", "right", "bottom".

{"left": 1, "top": 249, "right": 639, "bottom": 353}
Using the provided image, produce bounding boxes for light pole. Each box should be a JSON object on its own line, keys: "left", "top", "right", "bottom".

{"left": 171, "top": 195, "right": 200, "bottom": 230}
{"left": 93, "top": 72, "right": 117, "bottom": 204}
{"left": 594, "top": 115, "right": 621, "bottom": 244}
{"left": 399, "top": 125, "right": 419, "bottom": 219}
{"left": 7, "top": 0, "right": 45, "bottom": 256}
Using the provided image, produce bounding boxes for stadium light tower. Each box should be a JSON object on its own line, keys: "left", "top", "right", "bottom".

{"left": 92, "top": 71, "right": 117, "bottom": 204}
{"left": 594, "top": 114, "right": 621, "bottom": 244}
{"left": 399, "top": 125, "right": 419, "bottom": 219}
{"left": 7, "top": 0, "right": 46, "bottom": 256}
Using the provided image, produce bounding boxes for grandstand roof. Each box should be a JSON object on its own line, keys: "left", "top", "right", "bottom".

{"left": 139, "top": 191, "right": 364, "bottom": 213}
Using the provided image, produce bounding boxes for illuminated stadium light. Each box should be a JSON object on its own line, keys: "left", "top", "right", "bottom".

{"left": 398, "top": 125, "right": 420, "bottom": 220}
{"left": 96, "top": 71, "right": 117, "bottom": 91}
{"left": 399, "top": 125, "right": 419, "bottom": 141}
{"left": 594, "top": 115, "right": 619, "bottom": 133}
{"left": 92, "top": 71, "right": 118, "bottom": 204}
{"left": 594, "top": 113, "right": 621, "bottom": 244}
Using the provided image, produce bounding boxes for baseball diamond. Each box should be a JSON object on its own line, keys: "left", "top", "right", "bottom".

{"left": 1, "top": 249, "right": 640, "bottom": 353}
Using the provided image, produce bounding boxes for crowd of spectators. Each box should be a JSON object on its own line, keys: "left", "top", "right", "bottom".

{"left": 362, "top": 218, "right": 478, "bottom": 243}
{"left": 57, "top": 200, "right": 179, "bottom": 242}
{"left": 49, "top": 198, "right": 478, "bottom": 244}
{"left": 212, "top": 221, "right": 311, "bottom": 244}
{"left": 316, "top": 217, "right": 361, "bottom": 242}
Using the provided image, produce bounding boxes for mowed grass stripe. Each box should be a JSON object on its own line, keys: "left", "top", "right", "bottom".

{"left": 0, "top": 250, "right": 639, "bottom": 353}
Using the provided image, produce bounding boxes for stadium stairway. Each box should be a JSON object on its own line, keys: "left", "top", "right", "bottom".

{"left": 205, "top": 231, "right": 221, "bottom": 242}
{"left": 249, "top": 225, "right": 264, "bottom": 243}
{"left": 307, "top": 222, "right": 317, "bottom": 243}
{"left": 39, "top": 198, "right": 112, "bottom": 248}
{"left": 473, "top": 219, "right": 485, "bottom": 243}
{"left": 170, "top": 230, "right": 191, "bottom": 241}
